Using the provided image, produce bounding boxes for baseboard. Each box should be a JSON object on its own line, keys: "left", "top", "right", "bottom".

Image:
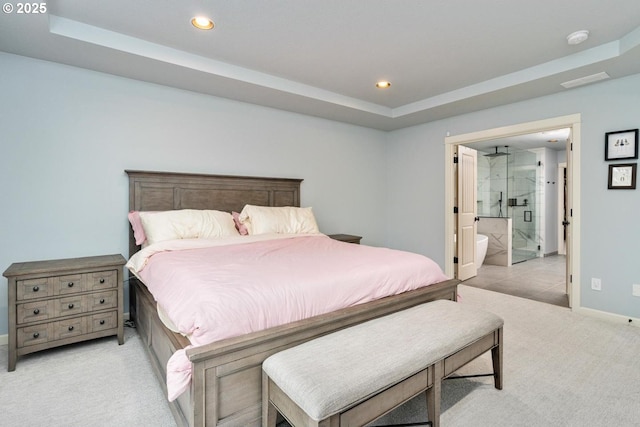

{"left": 575, "top": 306, "right": 640, "bottom": 328}
{"left": 0, "top": 312, "right": 131, "bottom": 347}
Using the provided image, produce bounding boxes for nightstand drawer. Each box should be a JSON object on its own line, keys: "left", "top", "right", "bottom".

{"left": 90, "top": 311, "right": 117, "bottom": 332}
{"left": 88, "top": 290, "right": 118, "bottom": 311}
{"left": 53, "top": 273, "right": 85, "bottom": 295}
{"left": 55, "top": 294, "right": 85, "bottom": 317}
{"left": 89, "top": 270, "right": 118, "bottom": 291}
{"left": 54, "top": 317, "right": 86, "bottom": 340}
{"left": 17, "top": 324, "right": 52, "bottom": 347}
{"left": 16, "top": 277, "right": 53, "bottom": 301}
{"left": 17, "top": 300, "right": 55, "bottom": 324}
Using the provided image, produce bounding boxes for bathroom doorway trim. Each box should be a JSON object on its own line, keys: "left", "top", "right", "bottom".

{"left": 444, "top": 114, "right": 581, "bottom": 310}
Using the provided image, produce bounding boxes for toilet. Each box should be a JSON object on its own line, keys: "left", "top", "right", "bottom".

{"left": 476, "top": 234, "right": 489, "bottom": 269}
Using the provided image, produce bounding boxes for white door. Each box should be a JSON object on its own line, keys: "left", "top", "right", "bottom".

{"left": 565, "top": 132, "right": 573, "bottom": 307}
{"left": 456, "top": 145, "right": 478, "bottom": 281}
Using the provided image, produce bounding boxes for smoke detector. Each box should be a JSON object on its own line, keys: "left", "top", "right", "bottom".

{"left": 567, "top": 30, "right": 589, "bottom": 45}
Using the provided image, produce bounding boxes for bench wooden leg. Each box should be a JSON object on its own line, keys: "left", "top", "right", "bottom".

{"left": 262, "top": 371, "right": 278, "bottom": 427}
{"left": 426, "top": 361, "right": 442, "bottom": 427}
{"left": 491, "top": 327, "right": 503, "bottom": 390}
{"left": 264, "top": 401, "right": 278, "bottom": 427}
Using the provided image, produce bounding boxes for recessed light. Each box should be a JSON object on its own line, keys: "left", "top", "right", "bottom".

{"left": 191, "top": 16, "right": 214, "bottom": 30}
{"left": 376, "top": 81, "right": 391, "bottom": 89}
{"left": 567, "top": 30, "right": 589, "bottom": 45}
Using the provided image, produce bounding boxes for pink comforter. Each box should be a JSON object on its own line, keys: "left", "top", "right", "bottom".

{"left": 127, "top": 234, "right": 448, "bottom": 400}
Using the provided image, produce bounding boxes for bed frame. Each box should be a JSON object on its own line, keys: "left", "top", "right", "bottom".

{"left": 125, "top": 170, "right": 459, "bottom": 427}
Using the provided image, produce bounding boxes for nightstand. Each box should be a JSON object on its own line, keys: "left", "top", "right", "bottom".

{"left": 3, "top": 254, "right": 126, "bottom": 371}
{"left": 328, "top": 234, "right": 362, "bottom": 244}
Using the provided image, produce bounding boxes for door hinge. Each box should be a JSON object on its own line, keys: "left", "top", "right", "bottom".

{"left": 570, "top": 142, "right": 573, "bottom": 151}
{"left": 453, "top": 257, "right": 458, "bottom": 264}
{"left": 453, "top": 156, "right": 458, "bottom": 164}
{"left": 570, "top": 208, "right": 573, "bottom": 217}
{"left": 570, "top": 274, "right": 573, "bottom": 283}
{"left": 453, "top": 206, "right": 458, "bottom": 214}
{"left": 538, "top": 245, "right": 541, "bottom": 250}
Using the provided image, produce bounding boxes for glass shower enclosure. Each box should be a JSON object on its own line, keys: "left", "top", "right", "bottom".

{"left": 478, "top": 146, "right": 541, "bottom": 264}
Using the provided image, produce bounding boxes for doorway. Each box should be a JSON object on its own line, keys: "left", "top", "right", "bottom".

{"left": 444, "top": 114, "right": 581, "bottom": 310}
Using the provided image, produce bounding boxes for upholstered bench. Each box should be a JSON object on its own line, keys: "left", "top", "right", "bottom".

{"left": 262, "top": 300, "right": 503, "bottom": 427}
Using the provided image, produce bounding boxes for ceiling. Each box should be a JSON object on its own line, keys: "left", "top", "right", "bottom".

{"left": 1, "top": 1, "right": 640, "bottom": 131}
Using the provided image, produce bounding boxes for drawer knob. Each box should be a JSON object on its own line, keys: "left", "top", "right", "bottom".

{"left": 32, "top": 286, "right": 39, "bottom": 292}
{"left": 68, "top": 303, "right": 74, "bottom": 309}
{"left": 68, "top": 326, "right": 74, "bottom": 331}
{"left": 33, "top": 332, "right": 40, "bottom": 338}
{"left": 99, "top": 298, "right": 105, "bottom": 304}
{"left": 67, "top": 282, "right": 74, "bottom": 288}
{"left": 33, "top": 308, "right": 40, "bottom": 315}
{"left": 99, "top": 278, "right": 105, "bottom": 284}
{"left": 99, "top": 320, "right": 105, "bottom": 325}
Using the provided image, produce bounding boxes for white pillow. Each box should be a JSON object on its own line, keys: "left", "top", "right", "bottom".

{"left": 139, "top": 209, "right": 239, "bottom": 245}
{"left": 238, "top": 205, "right": 320, "bottom": 235}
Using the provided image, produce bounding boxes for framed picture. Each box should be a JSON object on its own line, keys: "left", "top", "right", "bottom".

{"left": 608, "top": 163, "right": 637, "bottom": 189}
{"left": 605, "top": 129, "right": 638, "bottom": 160}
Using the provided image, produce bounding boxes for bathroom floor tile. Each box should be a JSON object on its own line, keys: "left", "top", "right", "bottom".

{"left": 462, "top": 255, "right": 568, "bottom": 308}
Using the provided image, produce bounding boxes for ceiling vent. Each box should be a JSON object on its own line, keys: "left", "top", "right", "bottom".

{"left": 561, "top": 72, "right": 610, "bottom": 89}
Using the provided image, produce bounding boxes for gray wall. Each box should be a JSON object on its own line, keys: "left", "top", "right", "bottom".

{"left": 386, "top": 72, "right": 640, "bottom": 319}
{"left": 0, "top": 53, "right": 388, "bottom": 336}
{"left": 2, "top": 51, "right": 639, "bottom": 338}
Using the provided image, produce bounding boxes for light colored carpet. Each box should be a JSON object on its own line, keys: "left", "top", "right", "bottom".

{"left": 1, "top": 285, "right": 639, "bottom": 426}
{"left": 0, "top": 326, "right": 175, "bottom": 427}
{"left": 372, "top": 285, "right": 640, "bottom": 426}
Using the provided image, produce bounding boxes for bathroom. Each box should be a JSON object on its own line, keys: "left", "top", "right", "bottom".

{"left": 475, "top": 141, "right": 566, "bottom": 267}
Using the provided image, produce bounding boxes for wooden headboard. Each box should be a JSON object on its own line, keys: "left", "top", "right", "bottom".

{"left": 126, "top": 170, "right": 303, "bottom": 257}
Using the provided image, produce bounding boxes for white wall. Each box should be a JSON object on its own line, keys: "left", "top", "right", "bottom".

{"left": 387, "top": 73, "right": 640, "bottom": 320}
{"left": 0, "top": 53, "right": 388, "bottom": 335}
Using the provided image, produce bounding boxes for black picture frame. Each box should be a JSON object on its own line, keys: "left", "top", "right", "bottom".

{"left": 605, "top": 129, "right": 638, "bottom": 160}
{"left": 608, "top": 163, "right": 637, "bottom": 189}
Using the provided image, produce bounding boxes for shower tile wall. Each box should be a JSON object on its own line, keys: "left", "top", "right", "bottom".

{"left": 479, "top": 155, "right": 509, "bottom": 218}
{"left": 491, "top": 157, "right": 508, "bottom": 218}
{"left": 477, "top": 155, "right": 491, "bottom": 216}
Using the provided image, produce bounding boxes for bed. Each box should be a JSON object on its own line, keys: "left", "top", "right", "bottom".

{"left": 125, "top": 170, "right": 459, "bottom": 427}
